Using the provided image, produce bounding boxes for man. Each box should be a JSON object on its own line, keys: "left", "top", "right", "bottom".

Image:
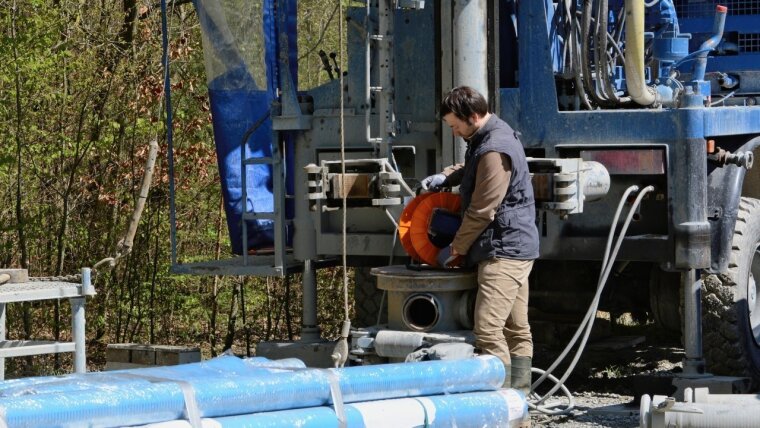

{"left": 422, "top": 86, "right": 539, "bottom": 393}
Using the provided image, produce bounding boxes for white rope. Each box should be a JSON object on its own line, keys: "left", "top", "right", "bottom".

{"left": 327, "top": 0, "right": 352, "bottom": 369}
{"left": 339, "top": 0, "right": 349, "bottom": 324}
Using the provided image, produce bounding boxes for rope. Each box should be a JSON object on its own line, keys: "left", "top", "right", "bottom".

{"left": 339, "top": 0, "right": 348, "bottom": 327}
{"left": 330, "top": 0, "right": 351, "bottom": 369}
{"left": 33, "top": 0, "right": 168, "bottom": 284}
{"left": 30, "top": 134, "right": 157, "bottom": 282}
{"left": 30, "top": 6, "right": 168, "bottom": 284}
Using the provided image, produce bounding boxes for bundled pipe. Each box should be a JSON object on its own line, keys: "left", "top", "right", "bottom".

{"left": 0, "top": 356, "right": 303, "bottom": 397}
{"left": 0, "top": 355, "right": 505, "bottom": 427}
{"left": 139, "top": 390, "right": 528, "bottom": 428}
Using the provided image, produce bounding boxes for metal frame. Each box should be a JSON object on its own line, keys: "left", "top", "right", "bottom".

{"left": 501, "top": 0, "right": 760, "bottom": 270}
{"left": 0, "top": 268, "right": 94, "bottom": 379}
{"left": 502, "top": 0, "right": 760, "bottom": 378}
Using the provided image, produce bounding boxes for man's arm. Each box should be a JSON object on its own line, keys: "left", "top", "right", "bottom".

{"left": 451, "top": 152, "right": 512, "bottom": 255}
{"left": 442, "top": 163, "right": 465, "bottom": 187}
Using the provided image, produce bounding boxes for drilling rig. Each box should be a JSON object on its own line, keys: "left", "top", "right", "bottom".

{"left": 171, "top": 0, "right": 760, "bottom": 391}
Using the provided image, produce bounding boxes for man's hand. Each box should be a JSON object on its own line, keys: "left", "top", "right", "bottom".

{"left": 420, "top": 173, "right": 447, "bottom": 191}
{"left": 437, "top": 245, "right": 463, "bottom": 268}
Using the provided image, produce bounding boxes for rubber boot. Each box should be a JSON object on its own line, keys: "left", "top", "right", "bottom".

{"left": 502, "top": 363, "right": 511, "bottom": 389}
{"left": 511, "top": 356, "right": 532, "bottom": 395}
{"left": 511, "top": 356, "right": 532, "bottom": 428}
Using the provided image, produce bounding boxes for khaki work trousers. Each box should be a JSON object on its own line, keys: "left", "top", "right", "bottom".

{"left": 473, "top": 258, "right": 533, "bottom": 369}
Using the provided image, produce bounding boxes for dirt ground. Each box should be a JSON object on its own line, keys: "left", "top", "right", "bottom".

{"left": 525, "top": 319, "right": 689, "bottom": 427}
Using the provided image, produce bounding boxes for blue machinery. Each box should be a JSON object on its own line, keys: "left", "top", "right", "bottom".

{"left": 167, "top": 0, "right": 760, "bottom": 386}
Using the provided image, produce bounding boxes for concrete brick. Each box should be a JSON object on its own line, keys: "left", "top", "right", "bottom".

{"left": 0, "top": 269, "right": 28, "bottom": 284}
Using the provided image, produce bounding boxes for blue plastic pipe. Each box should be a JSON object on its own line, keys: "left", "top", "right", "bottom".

{"left": 0, "top": 356, "right": 504, "bottom": 427}
{"left": 137, "top": 389, "right": 528, "bottom": 428}
{"left": 0, "top": 355, "right": 304, "bottom": 398}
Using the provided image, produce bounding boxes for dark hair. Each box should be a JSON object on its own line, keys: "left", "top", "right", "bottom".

{"left": 440, "top": 86, "right": 489, "bottom": 121}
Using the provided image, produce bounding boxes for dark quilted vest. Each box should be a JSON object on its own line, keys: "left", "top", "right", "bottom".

{"left": 460, "top": 115, "right": 539, "bottom": 264}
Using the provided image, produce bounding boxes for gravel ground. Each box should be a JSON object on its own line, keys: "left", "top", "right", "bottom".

{"left": 531, "top": 392, "right": 639, "bottom": 428}
{"left": 524, "top": 322, "right": 686, "bottom": 428}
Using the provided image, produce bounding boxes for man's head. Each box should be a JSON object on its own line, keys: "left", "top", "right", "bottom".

{"left": 440, "top": 86, "right": 489, "bottom": 139}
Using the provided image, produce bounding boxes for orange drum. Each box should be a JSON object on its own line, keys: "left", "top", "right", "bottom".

{"left": 398, "top": 192, "right": 433, "bottom": 261}
{"left": 408, "top": 192, "right": 461, "bottom": 266}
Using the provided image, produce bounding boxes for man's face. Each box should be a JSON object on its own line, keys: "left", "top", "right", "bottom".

{"left": 443, "top": 113, "right": 478, "bottom": 139}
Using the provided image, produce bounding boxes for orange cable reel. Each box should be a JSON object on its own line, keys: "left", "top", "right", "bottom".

{"left": 404, "top": 192, "right": 462, "bottom": 267}
{"left": 398, "top": 192, "right": 434, "bottom": 261}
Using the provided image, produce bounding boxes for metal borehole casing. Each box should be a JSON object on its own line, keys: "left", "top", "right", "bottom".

{"left": 372, "top": 265, "right": 477, "bottom": 332}
{"left": 402, "top": 293, "right": 441, "bottom": 331}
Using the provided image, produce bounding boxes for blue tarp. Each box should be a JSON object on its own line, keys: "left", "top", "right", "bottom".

{"left": 195, "top": 0, "right": 296, "bottom": 254}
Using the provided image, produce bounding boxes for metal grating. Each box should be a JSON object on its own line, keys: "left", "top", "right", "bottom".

{"left": 738, "top": 33, "right": 760, "bottom": 52}
{"left": 675, "top": 0, "right": 760, "bottom": 18}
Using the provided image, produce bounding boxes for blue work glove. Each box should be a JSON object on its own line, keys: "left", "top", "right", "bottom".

{"left": 436, "top": 246, "right": 463, "bottom": 268}
{"left": 420, "top": 173, "right": 447, "bottom": 191}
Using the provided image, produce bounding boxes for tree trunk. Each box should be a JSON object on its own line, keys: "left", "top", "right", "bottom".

{"left": 223, "top": 280, "right": 240, "bottom": 352}
{"left": 11, "top": 0, "right": 28, "bottom": 270}
{"left": 209, "top": 196, "right": 224, "bottom": 355}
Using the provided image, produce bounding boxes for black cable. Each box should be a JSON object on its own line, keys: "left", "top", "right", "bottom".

{"left": 572, "top": 9, "right": 593, "bottom": 109}
{"left": 597, "top": 0, "right": 622, "bottom": 105}
{"left": 240, "top": 111, "right": 272, "bottom": 151}
{"left": 581, "top": 0, "right": 608, "bottom": 107}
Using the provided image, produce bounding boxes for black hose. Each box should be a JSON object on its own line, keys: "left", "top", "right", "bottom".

{"left": 581, "top": 0, "right": 610, "bottom": 107}
{"left": 593, "top": 0, "right": 609, "bottom": 102}
{"left": 597, "top": 0, "right": 622, "bottom": 105}
{"left": 240, "top": 111, "right": 273, "bottom": 152}
{"left": 571, "top": 9, "right": 593, "bottom": 109}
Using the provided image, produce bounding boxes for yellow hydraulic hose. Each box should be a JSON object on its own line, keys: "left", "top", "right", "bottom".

{"left": 624, "top": 0, "right": 658, "bottom": 106}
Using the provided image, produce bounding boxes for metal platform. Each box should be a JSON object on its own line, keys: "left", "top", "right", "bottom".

{"left": 0, "top": 281, "right": 89, "bottom": 303}
{"left": 171, "top": 255, "right": 304, "bottom": 277}
{"left": 171, "top": 255, "right": 340, "bottom": 277}
{"left": 0, "top": 268, "right": 95, "bottom": 379}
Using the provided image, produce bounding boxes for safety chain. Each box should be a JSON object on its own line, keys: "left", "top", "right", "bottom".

{"left": 28, "top": 257, "right": 118, "bottom": 283}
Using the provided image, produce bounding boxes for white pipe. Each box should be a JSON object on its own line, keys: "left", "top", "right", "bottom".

{"left": 139, "top": 389, "right": 528, "bottom": 428}
{"left": 453, "top": 0, "right": 488, "bottom": 98}
{"left": 624, "top": 0, "right": 657, "bottom": 106}
{"left": 452, "top": 0, "right": 488, "bottom": 164}
{"left": 641, "top": 392, "right": 760, "bottom": 428}
{"left": 365, "top": 0, "right": 372, "bottom": 145}
{"left": 689, "top": 387, "right": 760, "bottom": 405}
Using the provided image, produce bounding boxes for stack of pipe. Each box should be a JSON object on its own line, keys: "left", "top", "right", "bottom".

{"left": 0, "top": 355, "right": 528, "bottom": 427}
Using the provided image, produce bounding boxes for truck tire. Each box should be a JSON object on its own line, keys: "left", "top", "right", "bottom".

{"left": 353, "top": 267, "right": 387, "bottom": 327}
{"left": 702, "top": 197, "right": 760, "bottom": 383}
{"left": 648, "top": 265, "right": 682, "bottom": 334}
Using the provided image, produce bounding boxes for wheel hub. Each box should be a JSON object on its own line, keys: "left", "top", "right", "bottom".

{"left": 750, "top": 243, "right": 760, "bottom": 347}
